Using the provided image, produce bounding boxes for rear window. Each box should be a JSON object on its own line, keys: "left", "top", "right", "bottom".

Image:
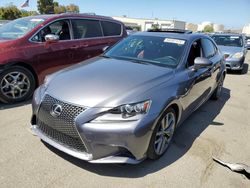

{"left": 71, "top": 19, "right": 102, "bottom": 39}
{"left": 101, "top": 21, "right": 121, "bottom": 36}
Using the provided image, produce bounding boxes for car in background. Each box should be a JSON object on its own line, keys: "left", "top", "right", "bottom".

{"left": 246, "top": 36, "right": 250, "bottom": 49}
{"left": 0, "top": 20, "right": 9, "bottom": 27}
{"left": 31, "top": 31, "right": 226, "bottom": 164}
{"left": 0, "top": 14, "right": 127, "bottom": 103}
{"left": 211, "top": 33, "right": 247, "bottom": 72}
{"left": 125, "top": 26, "right": 137, "bottom": 35}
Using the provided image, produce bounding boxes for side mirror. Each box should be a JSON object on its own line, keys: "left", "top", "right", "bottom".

{"left": 194, "top": 57, "right": 213, "bottom": 70}
{"left": 102, "top": 46, "right": 110, "bottom": 52}
{"left": 45, "top": 34, "right": 59, "bottom": 42}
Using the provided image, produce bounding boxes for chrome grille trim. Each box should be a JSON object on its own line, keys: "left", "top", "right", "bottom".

{"left": 37, "top": 94, "right": 87, "bottom": 152}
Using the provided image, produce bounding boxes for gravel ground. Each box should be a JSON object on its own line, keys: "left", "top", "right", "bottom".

{"left": 0, "top": 52, "right": 249, "bottom": 188}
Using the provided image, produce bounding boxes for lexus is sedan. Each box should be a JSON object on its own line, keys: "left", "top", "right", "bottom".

{"left": 211, "top": 33, "right": 247, "bottom": 73}
{"left": 31, "top": 31, "right": 226, "bottom": 164}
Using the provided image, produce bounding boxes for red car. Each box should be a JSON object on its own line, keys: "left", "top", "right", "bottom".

{"left": 0, "top": 14, "right": 127, "bottom": 103}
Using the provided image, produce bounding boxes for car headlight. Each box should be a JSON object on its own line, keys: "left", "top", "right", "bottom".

{"left": 109, "top": 100, "right": 151, "bottom": 118}
{"left": 33, "top": 84, "right": 46, "bottom": 106}
{"left": 232, "top": 52, "right": 243, "bottom": 59}
{"left": 44, "top": 75, "right": 52, "bottom": 88}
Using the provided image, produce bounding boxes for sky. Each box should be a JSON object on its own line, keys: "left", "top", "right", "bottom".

{"left": 1, "top": 0, "right": 249, "bottom": 29}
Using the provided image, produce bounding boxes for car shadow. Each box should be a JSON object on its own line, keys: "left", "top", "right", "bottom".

{"left": 0, "top": 99, "right": 31, "bottom": 110}
{"left": 43, "top": 87, "right": 231, "bottom": 178}
{"left": 227, "top": 63, "right": 249, "bottom": 75}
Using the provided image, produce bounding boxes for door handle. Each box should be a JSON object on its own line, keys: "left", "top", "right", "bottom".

{"left": 82, "top": 44, "right": 89, "bottom": 48}
{"left": 70, "top": 46, "right": 79, "bottom": 50}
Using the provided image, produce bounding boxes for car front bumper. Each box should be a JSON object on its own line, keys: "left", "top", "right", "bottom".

{"left": 31, "top": 124, "right": 146, "bottom": 164}
{"left": 31, "top": 93, "right": 158, "bottom": 164}
{"left": 225, "top": 57, "right": 245, "bottom": 70}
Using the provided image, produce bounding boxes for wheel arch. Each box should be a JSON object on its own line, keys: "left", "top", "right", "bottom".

{"left": 151, "top": 99, "right": 183, "bottom": 131}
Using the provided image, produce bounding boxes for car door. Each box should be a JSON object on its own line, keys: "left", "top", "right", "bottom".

{"left": 180, "top": 39, "right": 213, "bottom": 118}
{"left": 29, "top": 19, "right": 76, "bottom": 80}
{"left": 201, "top": 38, "right": 221, "bottom": 92}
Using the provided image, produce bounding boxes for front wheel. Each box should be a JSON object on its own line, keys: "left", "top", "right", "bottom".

{"left": 0, "top": 66, "right": 36, "bottom": 103}
{"left": 211, "top": 75, "right": 224, "bottom": 100}
{"left": 147, "top": 107, "right": 176, "bottom": 160}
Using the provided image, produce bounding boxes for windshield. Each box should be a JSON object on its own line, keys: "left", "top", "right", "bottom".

{"left": 105, "top": 35, "right": 186, "bottom": 68}
{"left": 212, "top": 35, "right": 243, "bottom": 47}
{"left": 0, "top": 17, "right": 45, "bottom": 40}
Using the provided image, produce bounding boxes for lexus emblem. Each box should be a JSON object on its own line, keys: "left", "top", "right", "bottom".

{"left": 50, "top": 104, "right": 62, "bottom": 117}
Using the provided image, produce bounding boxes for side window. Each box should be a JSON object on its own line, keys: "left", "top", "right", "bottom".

{"left": 201, "top": 39, "right": 216, "bottom": 58}
{"left": 71, "top": 19, "right": 102, "bottom": 39}
{"left": 31, "top": 20, "right": 70, "bottom": 42}
{"left": 187, "top": 40, "right": 202, "bottom": 67}
{"left": 101, "top": 21, "right": 121, "bottom": 36}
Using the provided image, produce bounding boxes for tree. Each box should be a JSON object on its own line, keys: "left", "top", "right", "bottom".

{"left": 53, "top": 2, "right": 79, "bottom": 14}
{"left": 66, "top": 4, "right": 79, "bottom": 13}
{"left": 37, "top": 0, "right": 54, "bottom": 14}
{"left": 0, "top": 5, "right": 22, "bottom": 20}
{"left": 54, "top": 5, "right": 67, "bottom": 14}
{"left": 203, "top": 25, "right": 214, "bottom": 33}
{"left": 21, "top": 10, "right": 38, "bottom": 17}
{"left": 150, "top": 23, "right": 160, "bottom": 31}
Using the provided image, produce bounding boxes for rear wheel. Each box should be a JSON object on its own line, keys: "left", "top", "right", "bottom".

{"left": 147, "top": 107, "right": 176, "bottom": 160}
{"left": 0, "top": 66, "right": 35, "bottom": 103}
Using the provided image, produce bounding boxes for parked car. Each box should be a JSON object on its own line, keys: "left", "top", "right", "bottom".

{"left": 0, "top": 14, "right": 127, "bottom": 103}
{"left": 31, "top": 31, "right": 226, "bottom": 164}
{"left": 246, "top": 36, "right": 250, "bottom": 49}
{"left": 211, "top": 33, "right": 247, "bottom": 72}
{"left": 125, "top": 26, "right": 137, "bottom": 35}
{"left": 0, "top": 20, "right": 9, "bottom": 27}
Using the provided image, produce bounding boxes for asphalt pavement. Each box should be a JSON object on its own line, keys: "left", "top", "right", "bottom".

{"left": 0, "top": 53, "right": 250, "bottom": 188}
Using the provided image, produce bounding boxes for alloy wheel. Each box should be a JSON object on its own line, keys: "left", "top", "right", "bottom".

{"left": 154, "top": 111, "right": 176, "bottom": 155}
{"left": 216, "top": 77, "right": 224, "bottom": 98}
{"left": 0, "top": 71, "right": 30, "bottom": 99}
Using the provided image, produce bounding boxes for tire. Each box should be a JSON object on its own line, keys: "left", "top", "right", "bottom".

{"left": 211, "top": 75, "right": 224, "bottom": 100}
{"left": 0, "top": 66, "right": 36, "bottom": 103}
{"left": 147, "top": 107, "right": 177, "bottom": 160}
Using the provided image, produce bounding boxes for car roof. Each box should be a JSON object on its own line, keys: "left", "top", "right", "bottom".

{"left": 133, "top": 31, "right": 208, "bottom": 41}
{"left": 212, "top": 33, "right": 243, "bottom": 37}
{"left": 26, "top": 13, "right": 115, "bottom": 22}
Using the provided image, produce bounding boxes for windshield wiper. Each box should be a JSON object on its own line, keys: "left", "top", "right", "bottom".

{"left": 100, "top": 54, "right": 111, "bottom": 58}
{"left": 111, "top": 55, "right": 159, "bottom": 65}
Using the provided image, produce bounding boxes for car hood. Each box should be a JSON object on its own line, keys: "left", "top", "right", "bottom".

{"left": 218, "top": 45, "right": 243, "bottom": 55}
{"left": 46, "top": 57, "right": 174, "bottom": 107}
{"left": 0, "top": 38, "right": 12, "bottom": 43}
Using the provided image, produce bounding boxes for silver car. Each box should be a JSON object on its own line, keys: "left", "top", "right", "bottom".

{"left": 31, "top": 31, "right": 226, "bottom": 164}
{"left": 212, "top": 34, "right": 247, "bottom": 72}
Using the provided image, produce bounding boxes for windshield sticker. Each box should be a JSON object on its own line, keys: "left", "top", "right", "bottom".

{"left": 230, "top": 36, "right": 239, "bottom": 39}
{"left": 30, "top": 19, "right": 44, "bottom": 22}
{"left": 164, "top": 38, "right": 185, "bottom": 45}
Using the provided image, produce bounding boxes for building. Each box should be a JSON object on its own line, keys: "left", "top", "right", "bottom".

{"left": 213, "top": 24, "right": 224, "bottom": 32}
{"left": 113, "top": 16, "right": 186, "bottom": 31}
{"left": 197, "top": 21, "right": 213, "bottom": 31}
{"left": 185, "top": 23, "right": 198, "bottom": 32}
{"left": 242, "top": 24, "right": 250, "bottom": 35}
{"left": 197, "top": 21, "right": 224, "bottom": 32}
